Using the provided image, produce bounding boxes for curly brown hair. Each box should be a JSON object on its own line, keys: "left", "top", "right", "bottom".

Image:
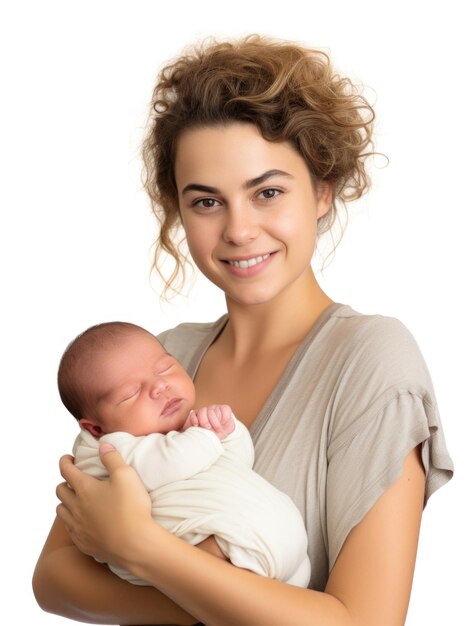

{"left": 142, "top": 34, "right": 376, "bottom": 296}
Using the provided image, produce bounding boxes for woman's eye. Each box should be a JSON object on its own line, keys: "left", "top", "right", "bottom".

{"left": 193, "top": 198, "right": 221, "bottom": 209}
{"left": 258, "top": 188, "right": 282, "bottom": 201}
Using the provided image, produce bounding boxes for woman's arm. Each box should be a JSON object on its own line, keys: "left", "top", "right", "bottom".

{"left": 56, "top": 443, "right": 425, "bottom": 626}
{"left": 32, "top": 516, "right": 198, "bottom": 625}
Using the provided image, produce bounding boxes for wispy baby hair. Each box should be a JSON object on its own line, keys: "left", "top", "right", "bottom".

{"left": 58, "top": 321, "right": 148, "bottom": 420}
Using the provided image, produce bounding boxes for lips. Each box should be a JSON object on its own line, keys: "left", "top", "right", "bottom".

{"left": 226, "top": 253, "right": 270, "bottom": 268}
{"left": 222, "top": 252, "right": 275, "bottom": 277}
{"left": 161, "top": 398, "right": 182, "bottom": 416}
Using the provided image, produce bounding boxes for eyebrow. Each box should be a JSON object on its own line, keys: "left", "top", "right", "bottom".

{"left": 181, "top": 169, "right": 294, "bottom": 195}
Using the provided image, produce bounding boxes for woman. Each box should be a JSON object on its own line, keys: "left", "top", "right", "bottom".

{"left": 33, "top": 35, "right": 453, "bottom": 625}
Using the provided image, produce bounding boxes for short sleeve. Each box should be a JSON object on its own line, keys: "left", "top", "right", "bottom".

{"left": 324, "top": 315, "right": 454, "bottom": 571}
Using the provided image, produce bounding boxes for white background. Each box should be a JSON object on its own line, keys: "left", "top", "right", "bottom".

{"left": 1, "top": 1, "right": 469, "bottom": 624}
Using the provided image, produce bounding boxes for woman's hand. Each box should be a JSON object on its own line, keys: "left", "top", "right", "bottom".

{"left": 56, "top": 443, "right": 153, "bottom": 566}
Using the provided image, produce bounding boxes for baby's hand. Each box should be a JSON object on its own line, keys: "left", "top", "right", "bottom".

{"left": 189, "top": 404, "right": 235, "bottom": 440}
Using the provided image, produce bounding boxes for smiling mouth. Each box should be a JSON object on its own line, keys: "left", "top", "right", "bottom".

{"left": 225, "top": 254, "right": 271, "bottom": 268}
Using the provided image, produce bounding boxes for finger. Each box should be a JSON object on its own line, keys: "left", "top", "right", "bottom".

{"left": 207, "top": 409, "right": 222, "bottom": 431}
{"left": 189, "top": 410, "right": 198, "bottom": 426}
{"left": 196, "top": 407, "right": 211, "bottom": 429}
{"left": 56, "top": 502, "right": 76, "bottom": 529}
{"left": 56, "top": 481, "right": 77, "bottom": 508}
{"left": 221, "top": 406, "right": 233, "bottom": 424}
{"left": 59, "top": 454, "right": 84, "bottom": 489}
{"left": 99, "top": 443, "right": 127, "bottom": 474}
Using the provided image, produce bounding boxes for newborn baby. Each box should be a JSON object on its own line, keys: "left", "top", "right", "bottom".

{"left": 58, "top": 321, "right": 311, "bottom": 587}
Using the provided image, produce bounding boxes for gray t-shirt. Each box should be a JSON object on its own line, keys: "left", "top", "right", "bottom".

{"left": 158, "top": 303, "right": 454, "bottom": 591}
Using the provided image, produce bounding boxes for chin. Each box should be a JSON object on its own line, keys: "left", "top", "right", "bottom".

{"left": 225, "top": 285, "right": 283, "bottom": 307}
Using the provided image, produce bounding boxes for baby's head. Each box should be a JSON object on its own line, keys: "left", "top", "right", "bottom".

{"left": 58, "top": 322, "right": 196, "bottom": 438}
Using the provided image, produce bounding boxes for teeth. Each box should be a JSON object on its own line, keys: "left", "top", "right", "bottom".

{"left": 228, "top": 254, "right": 270, "bottom": 268}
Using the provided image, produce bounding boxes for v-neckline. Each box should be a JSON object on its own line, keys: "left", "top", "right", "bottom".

{"left": 186, "top": 302, "right": 346, "bottom": 440}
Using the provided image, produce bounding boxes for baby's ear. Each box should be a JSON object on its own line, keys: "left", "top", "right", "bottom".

{"left": 79, "top": 418, "right": 104, "bottom": 438}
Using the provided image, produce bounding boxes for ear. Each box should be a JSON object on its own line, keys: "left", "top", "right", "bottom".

{"left": 79, "top": 418, "right": 104, "bottom": 438}
{"left": 316, "top": 182, "right": 333, "bottom": 220}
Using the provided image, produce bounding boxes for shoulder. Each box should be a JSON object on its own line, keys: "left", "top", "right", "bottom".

{"left": 157, "top": 315, "right": 227, "bottom": 368}
{"left": 314, "top": 305, "right": 439, "bottom": 445}
{"left": 308, "top": 305, "right": 438, "bottom": 434}
{"left": 328, "top": 304, "right": 420, "bottom": 349}
{"left": 321, "top": 304, "right": 433, "bottom": 393}
{"left": 157, "top": 317, "right": 224, "bottom": 348}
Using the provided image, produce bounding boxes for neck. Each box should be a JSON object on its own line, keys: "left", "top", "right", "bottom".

{"left": 222, "top": 268, "right": 335, "bottom": 360}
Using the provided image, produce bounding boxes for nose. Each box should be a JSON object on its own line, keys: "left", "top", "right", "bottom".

{"left": 150, "top": 377, "right": 169, "bottom": 398}
{"left": 222, "top": 204, "right": 260, "bottom": 245}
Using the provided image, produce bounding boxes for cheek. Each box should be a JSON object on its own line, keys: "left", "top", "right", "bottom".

{"left": 186, "top": 380, "right": 196, "bottom": 405}
{"left": 186, "top": 228, "right": 223, "bottom": 272}
{"left": 274, "top": 209, "right": 317, "bottom": 245}
{"left": 182, "top": 220, "right": 213, "bottom": 257}
{"left": 185, "top": 235, "right": 205, "bottom": 260}
{"left": 172, "top": 370, "right": 196, "bottom": 403}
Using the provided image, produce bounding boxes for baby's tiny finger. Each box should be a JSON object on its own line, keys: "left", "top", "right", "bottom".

{"left": 220, "top": 405, "right": 232, "bottom": 423}
{"left": 197, "top": 408, "right": 211, "bottom": 429}
{"left": 207, "top": 408, "right": 222, "bottom": 431}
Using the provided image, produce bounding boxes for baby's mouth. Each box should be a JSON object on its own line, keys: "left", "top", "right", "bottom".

{"left": 161, "top": 398, "right": 182, "bottom": 416}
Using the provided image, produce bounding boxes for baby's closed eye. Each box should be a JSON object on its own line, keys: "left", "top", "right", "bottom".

{"left": 117, "top": 387, "right": 141, "bottom": 404}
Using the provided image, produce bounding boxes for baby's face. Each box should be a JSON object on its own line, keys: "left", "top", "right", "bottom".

{"left": 83, "top": 331, "right": 195, "bottom": 436}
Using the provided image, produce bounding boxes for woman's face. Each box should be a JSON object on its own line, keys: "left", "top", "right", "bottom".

{"left": 174, "top": 122, "right": 332, "bottom": 307}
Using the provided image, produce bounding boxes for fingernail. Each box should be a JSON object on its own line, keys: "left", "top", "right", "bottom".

{"left": 100, "top": 442, "right": 115, "bottom": 455}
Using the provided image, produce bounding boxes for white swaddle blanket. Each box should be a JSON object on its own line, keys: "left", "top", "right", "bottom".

{"left": 73, "top": 416, "right": 311, "bottom": 587}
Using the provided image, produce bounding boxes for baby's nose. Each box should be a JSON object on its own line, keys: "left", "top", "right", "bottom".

{"left": 151, "top": 378, "right": 169, "bottom": 398}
